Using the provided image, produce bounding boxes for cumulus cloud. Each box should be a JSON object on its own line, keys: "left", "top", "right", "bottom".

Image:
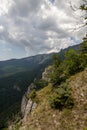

{"left": 0, "top": 0, "right": 86, "bottom": 60}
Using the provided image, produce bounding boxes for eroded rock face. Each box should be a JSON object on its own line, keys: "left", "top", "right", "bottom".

{"left": 23, "top": 99, "right": 37, "bottom": 122}
{"left": 42, "top": 66, "right": 53, "bottom": 82}
{"left": 21, "top": 66, "right": 52, "bottom": 122}
{"left": 21, "top": 83, "right": 37, "bottom": 121}
{"left": 21, "top": 94, "right": 28, "bottom": 116}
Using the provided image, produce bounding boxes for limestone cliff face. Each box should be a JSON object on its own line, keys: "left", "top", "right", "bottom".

{"left": 23, "top": 99, "right": 37, "bottom": 122}
{"left": 21, "top": 83, "right": 37, "bottom": 121}
{"left": 21, "top": 66, "right": 50, "bottom": 122}
{"left": 42, "top": 66, "right": 53, "bottom": 82}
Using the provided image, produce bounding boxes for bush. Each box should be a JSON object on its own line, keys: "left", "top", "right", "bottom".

{"left": 49, "top": 93, "right": 64, "bottom": 110}
{"left": 29, "top": 89, "right": 36, "bottom": 100}
{"left": 49, "top": 83, "right": 74, "bottom": 110}
{"left": 34, "top": 79, "right": 48, "bottom": 90}
{"left": 64, "top": 49, "right": 82, "bottom": 76}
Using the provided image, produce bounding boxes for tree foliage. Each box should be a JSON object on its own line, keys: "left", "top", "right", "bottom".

{"left": 64, "top": 49, "right": 82, "bottom": 76}
{"left": 50, "top": 54, "right": 64, "bottom": 86}
{"left": 34, "top": 79, "right": 48, "bottom": 90}
{"left": 80, "top": 34, "right": 87, "bottom": 54}
{"left": 50, "top": 44, "right": 87, "bottom": 87}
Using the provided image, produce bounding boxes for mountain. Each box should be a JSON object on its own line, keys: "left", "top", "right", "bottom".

{"left": 18, "top": 68, "right": 87, "bottom": 130}
{"left": 0, "top": 44, "right": 80, "bottom": 128}
{"left": 0, "top": 54, "right": 53, "bottom": 128}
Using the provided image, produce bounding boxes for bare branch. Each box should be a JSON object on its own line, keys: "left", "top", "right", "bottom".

{"left": 68, "top": 1, "right": 79, "bottom": 11}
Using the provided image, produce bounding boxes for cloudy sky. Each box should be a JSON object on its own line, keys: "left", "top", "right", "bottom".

{"left": 0, "top": 0, "right": 86, "bottom": 60}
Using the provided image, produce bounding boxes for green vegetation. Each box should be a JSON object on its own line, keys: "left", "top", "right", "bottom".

{"left": 48, "top": 39, "right": 87, "bottom": 110}
{"left": 49, "top": 83, "right": 74, "bottom": 110}
{"left": 50, "top": 40, "right": 87, "bottom": 87}
{"left": 19, "top": 67, "right": 87, "bottom": 130}
{"left": 29, "top": 89, "right": 37, "bottom": 100}
{"left": 34, "top": 79, "right": 48, "bottom": 90}
{"left": 50, "top": 54, "right": 63, "bottom": 86}
{"left": 80, "top": 36, "right": 87, "bottom": 54}
{"left": 29, "top": 79, "right": 49, "bottom": 103}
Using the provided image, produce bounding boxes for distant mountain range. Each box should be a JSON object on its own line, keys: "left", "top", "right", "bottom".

{"left": 0, "top": 44, "right": 80, "bottom": 128}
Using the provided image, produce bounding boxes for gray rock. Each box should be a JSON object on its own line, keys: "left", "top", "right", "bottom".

{"left": 42, "top": 66, "right": 53, "bottom": 82}
{"left": 21, "top": 83, "right": 37, "bottom": 121}
{"left": 21, "top": 83, "right": 36, "bottom": 116}
{"left": 21, "top": 94, "right": 28, "bottom": 116}
{"left": 23, "top": 99, "right": 37, "bottom": 121}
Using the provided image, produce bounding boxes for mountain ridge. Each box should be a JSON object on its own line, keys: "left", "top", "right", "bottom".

{"left": 0, "top": 44, "right": 80, "bottom": 129}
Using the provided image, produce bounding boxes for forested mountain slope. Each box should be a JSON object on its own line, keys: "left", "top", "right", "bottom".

{"left": 0, "top": 44, "right": 79, "bottom": 129}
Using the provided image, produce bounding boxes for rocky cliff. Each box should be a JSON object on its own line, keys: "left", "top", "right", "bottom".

{"left": 19, "top": 68, "right": 87, "bottom": 130}
{"left": 42, "top": 66, "right": 53, "bottom": 82}
{"left": 21, "top": 83, "right": 37, "bottom": 122}
{"left": 21, "top": 67, "right": 50, "bottom": 123}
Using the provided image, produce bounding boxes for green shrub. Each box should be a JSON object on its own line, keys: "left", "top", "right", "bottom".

{"left": 29, "top": 89, "right": 39, "bottom": 103}
{"left": 49, "top": 93, "right": 64, "bottom": 110}
{"left": 49, "top": 83, "right": 74, "bottom": 110}
{"left": 34, "top": 79, "right": 48, "bottom": 90}
{"left": 65, "top": 96, "right": 74, "bottom": 109}
{"left": 29, "top": 89, "right": 36, "bottom": 100}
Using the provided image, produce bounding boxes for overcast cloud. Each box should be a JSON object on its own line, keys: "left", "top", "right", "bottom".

{"left": 0, "top": 0, "right": 86, "bottom": 60}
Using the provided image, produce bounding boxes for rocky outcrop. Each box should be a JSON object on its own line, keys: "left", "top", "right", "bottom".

{"left": 21, "top": 65, "right": 51, "bottom": 122}
{"left": 21, "top": 83, "right": 37, "bottom": 121}
{"left": 21, "top": 66, "right": 54, "bottom": 122}
{"left": 23, "top": 99, "right": 37, "bottom": 122}
{"left": 42, "top": 66, "right": 53, "bottom": 82}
